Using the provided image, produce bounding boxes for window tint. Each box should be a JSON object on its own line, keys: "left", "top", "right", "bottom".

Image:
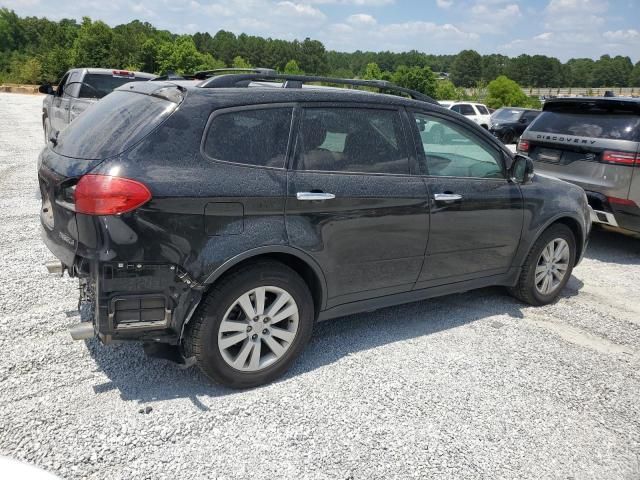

{"left": 54, "top": 91, "right": 179, "bottom": 160}
{"left": 296, "top": 108, "right": 409, "bottom": 174}
{"left": 413, "top": 112, "right": 504, "bottom": 179}
{"left": 452, "top": 104, "right": 475, "bottom": 116}
{"left": 530, "top": 111, "right": 640, "bottom": 141}
{"left": 493, "top": 109, "right": 523, "bottom": 122}
{"left": 204, "top": 108, "right": 293, "bottom": 168}
{"left": 79, "top": 74, "right": 151, "bottom": 98}
{"left": 522, "top": 111, "right": 540, "bottom": 122}
{"left": 476, "top": 105, "right": 490, "bottom": 115}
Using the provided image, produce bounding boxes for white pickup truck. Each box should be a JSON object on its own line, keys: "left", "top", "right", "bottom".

{"left": 39, "top": 68, "right": 155, "bottom": 143}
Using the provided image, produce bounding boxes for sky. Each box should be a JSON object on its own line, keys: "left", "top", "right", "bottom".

{"left": 3, "top": 0, "right": 640, "bottom": 61}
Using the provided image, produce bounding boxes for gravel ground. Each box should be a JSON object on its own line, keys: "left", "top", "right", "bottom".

{"left": 1, "top": 92, "right": 639, "bottom": 480}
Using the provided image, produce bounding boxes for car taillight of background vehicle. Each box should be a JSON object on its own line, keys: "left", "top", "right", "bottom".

{"left": 601, "top": 150, "right": 639, "bottom": 166}
{"left": 74, "top": 175, "right": 152, "bottom": 215}
{"left": 517, "top": 139, "right": 529, "bottom": 153}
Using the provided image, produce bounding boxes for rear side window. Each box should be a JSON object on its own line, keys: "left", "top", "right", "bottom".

{"left": 53, "top": 90, "right": 179, "bottom": 160}
{"left": 79, "top": 73, "right": 150, "bottom": 99}
{"left": 476, "top": 105, "right": 490, "bottom": 115}
{"left": 531, "top": 110, "right": 640, "bottom": 141}
{"left": 203, "top": 108, "right": 293, "bottom": 168}
{"left": 452, "top": 104, "right": 475, "bottom": 116}
{"left": 295, "top": 107, "right": 409, "bottom": 174}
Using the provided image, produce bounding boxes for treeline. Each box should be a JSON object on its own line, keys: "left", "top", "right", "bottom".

{"left": 1, "top": 8, "right": 640, "bottom": 90}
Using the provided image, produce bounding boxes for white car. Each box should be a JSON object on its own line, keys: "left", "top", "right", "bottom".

{"left": 446, "top": 102, "right": 492, "bottom": 129}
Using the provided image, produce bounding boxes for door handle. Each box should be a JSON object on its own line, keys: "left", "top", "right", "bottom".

{"left": 433, "top": 193, "right": 463, "bottom": 202}
{"left": 296, "top": 192, "right": 336, "bottom": 201}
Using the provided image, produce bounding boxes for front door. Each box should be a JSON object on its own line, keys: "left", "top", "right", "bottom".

{"left": 286, "top": 105, "right": 430, "bottom": 308}
{"left": 410, "top": 110, "right": 524, "bottom": 288}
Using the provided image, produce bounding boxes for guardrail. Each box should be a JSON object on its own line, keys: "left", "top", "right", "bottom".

{"left": 0, "top": 84, "right": 41, "bottom": 94}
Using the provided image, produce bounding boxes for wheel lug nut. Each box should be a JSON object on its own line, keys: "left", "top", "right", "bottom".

{"left": 264, "top": 317, "right": 270, "bottom": 323}
{"left": 262, "top": 329, "right": 269, "bottom": 335}
{"left": 246, "top": 326, "right": 252, "bottom": 332}
{"left": 251, "top": 334, "right": 258, "bottom": 340}
{"left": 253, "top": 316, "right": 259, "bottom": 322}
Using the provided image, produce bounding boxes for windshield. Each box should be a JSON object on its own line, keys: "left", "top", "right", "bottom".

{"left": 79, "top": 73, "right": 150, "bottom": 98}
{"left": 530, "top": 111, "right": 640, "bottom": 141}
{"left": 53, "top": 90, "right": 178, "bottom": 160}
{"left": 492, "top": 109, "right": 523, "bottom": 122}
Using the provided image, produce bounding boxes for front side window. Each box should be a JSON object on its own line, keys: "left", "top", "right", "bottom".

{"left": 295, "top": 107, "right": 409, "bottom": 174}
{"left": 413, "top": 112, "right": 504, "bottom": 179}
{"left": 204, "top": 107, "right": 293, "bottom": 168}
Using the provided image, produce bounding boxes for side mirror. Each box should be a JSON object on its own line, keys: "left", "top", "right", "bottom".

{"left": 510, "top": 153, "right": 534, "bottom": 184}
{"left": 518, "top": 118, "right": 527, "bottom": 124}
{"left": 38, "top": 84, "right": 54, "bottom": 95}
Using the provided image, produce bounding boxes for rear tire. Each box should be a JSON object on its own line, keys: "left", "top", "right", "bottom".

{"left": 509, "top": 224, "right": 576, "bottom": 306}
{"left": 184, "top": 261, "right": 314, "bottom": 388}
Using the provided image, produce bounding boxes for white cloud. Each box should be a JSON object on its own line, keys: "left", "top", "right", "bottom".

{"left": 436, "top": 0, "right": 453, "bottom": 8}
{"left": 347, "top": 13, "right": 377, "bottom": 26}
{"left": 603, "top": 29, "right": 639, "bottom": 41}
{"left": 275, "top": 1, "right": 327, "bottom": 20}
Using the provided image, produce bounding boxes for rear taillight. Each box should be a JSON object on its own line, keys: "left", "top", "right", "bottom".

{"left": 517, "top": 139, "right": 529, "bottom": 153}
{"left": 602, "top": 150, "right": 638, "bottom": 166}
{"left": 75, "top": 175, "right": 152, "bottom": 215}
{"left": 607, "top": 196, "right": 638, "bottom": 208}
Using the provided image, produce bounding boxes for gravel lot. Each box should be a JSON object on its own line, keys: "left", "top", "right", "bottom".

{"left": 1, "top": 92, "right": 639, "bottom": 480}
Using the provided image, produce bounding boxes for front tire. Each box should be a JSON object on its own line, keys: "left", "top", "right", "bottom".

{"left": 509, "top": 224, "right": 576, "bottom": 306}
{"left": 184, "top": 261, "right": 314, "bottom": 388}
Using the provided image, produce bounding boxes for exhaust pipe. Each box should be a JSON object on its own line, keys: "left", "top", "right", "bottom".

{"left": 45, "top": 260, "right": 64, "bottom": 275}
{"left": 70, "top": 322, "right": 95, "bottom": 341}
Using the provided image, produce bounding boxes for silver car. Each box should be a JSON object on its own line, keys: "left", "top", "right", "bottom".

{"left": 518, "top": 97, "right": 640, "bottom": 236}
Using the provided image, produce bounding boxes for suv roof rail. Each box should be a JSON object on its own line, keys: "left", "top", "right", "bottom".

{"left": 193, "top": 68, "right": 277, "bottom": 80}
{"left": 198, "top": 73, "right": 438, "bottom": 104}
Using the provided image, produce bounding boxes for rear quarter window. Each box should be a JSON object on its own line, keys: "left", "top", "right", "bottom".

{"left": 203, "top": 107, "right": 293, "bottom": 168}
{"left": 53, "top": 90, "right": 179, "bottom": 160}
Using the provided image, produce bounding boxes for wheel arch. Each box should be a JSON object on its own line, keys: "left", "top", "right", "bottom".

{"left": 531, "top": 214, "right": 585, "bottom": 267}
{"left": 202, "top": 246, "right": 328, "bottom": 316}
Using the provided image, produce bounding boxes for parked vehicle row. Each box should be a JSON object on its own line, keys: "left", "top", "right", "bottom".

{"left": 38, "top": 72, "right": 591, "bottom": 388}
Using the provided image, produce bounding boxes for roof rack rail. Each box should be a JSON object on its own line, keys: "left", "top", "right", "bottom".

{"left": 151, "top": 71, "right": 196, "bottom": 81}
{"left": 198, "top": 73, "right": 438, "bottom": 104}
{"left": 193, "top": 67, "right": 277, "bottom": 80}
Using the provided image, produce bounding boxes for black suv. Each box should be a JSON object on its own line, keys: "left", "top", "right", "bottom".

{"left": 39, "top": 72, "right": 591, "bottom": 388}
{"left": 490, "top": 107, "right": 540, "bottom": 144}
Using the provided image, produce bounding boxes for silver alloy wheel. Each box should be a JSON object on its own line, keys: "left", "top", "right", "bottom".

{"left": 218, "top": 286, "right": 299, "bottom": 372}
{"left": 535, "top": 238, "right": 570, "bottom": 295}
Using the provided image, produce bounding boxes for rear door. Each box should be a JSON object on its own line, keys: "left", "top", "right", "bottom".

{"left": 409, "top": 110, "right": 523, "bottom": 287}
{"left": 524, "top": 102, "right": 640, "bottom": 200}
{"left": 286, "top": 104, "right": 429, "bottom": 308}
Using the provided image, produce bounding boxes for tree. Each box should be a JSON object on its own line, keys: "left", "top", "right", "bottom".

{"left": 156, "top": 36, "right": 224, "bottom": 74}
{"left": 232, "top": 56, "right": 252, "bottom": 69}
{"left": 392, "top": 65, "right": 437, "bottom": 97}
{"left": 71, "top": 17, "right": 113, "bottom": 68}
{"left": 283, "top": 59, "right": 303, "bottom": 74}
{"left": 630, "top": 61, "right": 640, "bottom": 87}
{"left": 485, "top": 75, "right": 529, "bottom": 108}
{"left": 362, "top": 62, "right": 382, "bottom": 80}
{"left": 449, "top": 49, "right": 482, "bottom": 87}
{"left": 299, "top": 38, "right": 328, "bottom": 74}
{"left": 435, "top": 80, "right": 460, "bottom": 100}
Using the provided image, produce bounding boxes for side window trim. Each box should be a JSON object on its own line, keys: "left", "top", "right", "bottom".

{"left": 292, "top": 104, "right": 412, "bottom": 177}
{"left": 200, "top": 103, "right": 296, "bottom": 170}
{"left": 409, "top": 108, "right": 509, "bottom": 180}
